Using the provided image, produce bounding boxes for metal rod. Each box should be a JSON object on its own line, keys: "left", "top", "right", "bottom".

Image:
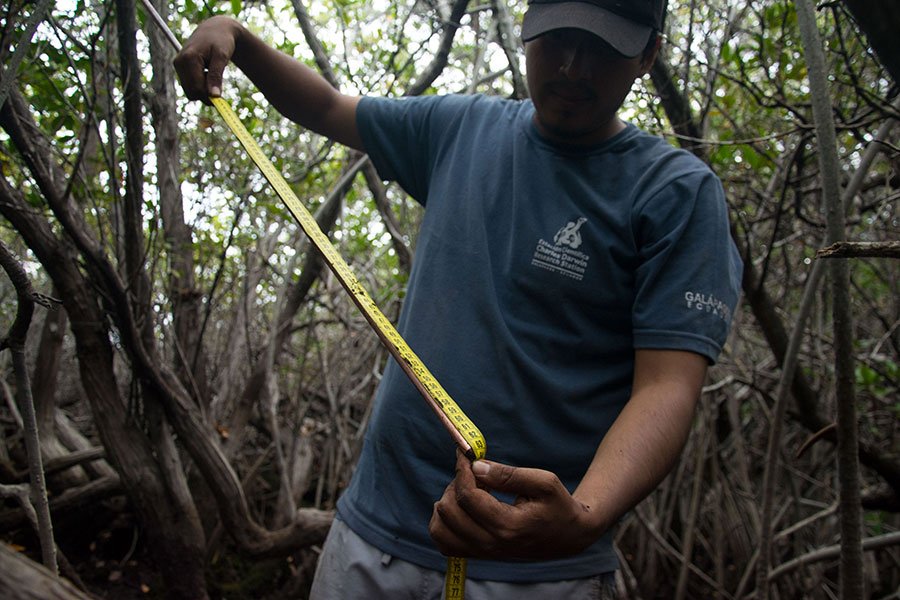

{"left": 139, "top": 0, "right": 182, "bottom": 52}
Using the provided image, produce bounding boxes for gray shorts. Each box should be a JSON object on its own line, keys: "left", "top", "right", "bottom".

{"left": 310, "top": 517, "right": 617, "bottom": 600}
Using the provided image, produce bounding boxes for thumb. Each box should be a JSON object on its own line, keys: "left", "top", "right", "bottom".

{"left": 471, "top": 460, "right": 561, "bottom": 498}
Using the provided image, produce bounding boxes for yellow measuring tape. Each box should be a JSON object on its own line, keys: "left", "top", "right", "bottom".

{"left": 211, "top": 96, "right": 486, "bottom": 597}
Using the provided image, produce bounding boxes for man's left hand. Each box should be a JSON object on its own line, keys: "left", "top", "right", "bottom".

{"left": 428, "top": 451, "right": 600, "bottom": 560}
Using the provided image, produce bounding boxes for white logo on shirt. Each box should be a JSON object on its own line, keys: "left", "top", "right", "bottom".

{"left": 531, "top": 218, "right": 591, "bottom": 281}
{"left": 684, "top": 291, "right": 732, "bottom": 322}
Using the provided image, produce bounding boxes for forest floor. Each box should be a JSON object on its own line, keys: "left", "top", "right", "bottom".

{"left": 5, "top": 498, "right": 319, "bottom": 600}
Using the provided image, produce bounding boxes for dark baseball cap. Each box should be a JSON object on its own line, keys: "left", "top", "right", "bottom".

{"left": 522, "top": 0, "right": 666, "bottom": 57}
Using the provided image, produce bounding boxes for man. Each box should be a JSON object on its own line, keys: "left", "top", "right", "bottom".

{"left": 175, "top": 1, "right": 743, "bottom": 598}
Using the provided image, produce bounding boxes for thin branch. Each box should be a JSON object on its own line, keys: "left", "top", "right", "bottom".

{"left": 0, "top": 0, "right": 55, "bottom": 113}
{"left": 406, "top": 0, "right": 471, "bottom": 96}
{"left": 768, "top": 531, "right": 900, "bottom": 582}
{"left": 634, "top": 505, "right": 735, "bottom": 600}
{"left": 816, "top": 241, "right": 900, "bottom": 259}
{"left": 0, "top": 241, "right": 57, "bottom": 574}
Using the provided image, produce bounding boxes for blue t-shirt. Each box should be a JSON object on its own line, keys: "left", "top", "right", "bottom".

{"left": 337, "top": 94, "right": 742, "bottom": 582}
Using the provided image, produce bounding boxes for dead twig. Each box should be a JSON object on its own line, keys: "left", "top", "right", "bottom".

{"left": 816, "top": 241, "right": 900, "bottom": 259}
{"left": 768, "top": 531, "right": 900, "bottom": 582}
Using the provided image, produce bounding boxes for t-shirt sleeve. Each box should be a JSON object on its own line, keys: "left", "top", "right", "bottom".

{"left": 631, "top": 166, "right": 743, "bottom": 364}
{"left": 355, "top": 95, "right": 466, "bottom": 204}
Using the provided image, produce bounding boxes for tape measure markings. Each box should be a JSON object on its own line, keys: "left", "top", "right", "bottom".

{"left": 446, "top": 556, "right": 467, "bottom": 598}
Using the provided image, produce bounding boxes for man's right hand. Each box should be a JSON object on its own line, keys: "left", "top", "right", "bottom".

{"left": 172, "top": 16, "right": 363, "bottom": 151}
{"left": 174, "top": 16, "right": 243, "bottom": 104}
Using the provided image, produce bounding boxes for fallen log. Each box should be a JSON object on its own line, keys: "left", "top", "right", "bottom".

{"left": 0, "top": 543, "right": 93, "bottom": 599}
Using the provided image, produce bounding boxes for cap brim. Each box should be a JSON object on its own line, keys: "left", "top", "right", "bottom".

{"left": 522, "top": 2, "right": 652, "bottom": 57}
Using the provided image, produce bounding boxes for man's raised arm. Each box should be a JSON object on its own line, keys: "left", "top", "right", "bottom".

{"left": 174, "top": 16, "right": 363, "bottom": 151}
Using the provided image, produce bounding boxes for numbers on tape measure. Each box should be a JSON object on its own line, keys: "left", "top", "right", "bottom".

{"left": 445, "top": 557, "right": 467, "bottom": 598}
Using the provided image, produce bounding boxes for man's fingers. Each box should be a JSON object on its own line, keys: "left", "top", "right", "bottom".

{"left": 430, "top": 486, "right": 494, "bottom": 556}
{"left": 428, "top": 512, "right": 469, "bottom": 556}
{"left": 471, "top": 460, "right": 563, "bottom": 498}
{"left": 172, "top": 17, "right": 238, "bottom": 103}
{"left": 173, "top": 48, "right": 228, "bottom": 102}
{"left": 173, "top": 51, "right": 209, "bottom": 101}
{"left": 433, "top": 456, "right": 591, "bottom": 560}
{"left": 205, "top": 51, "right": 230, "bottom": 98}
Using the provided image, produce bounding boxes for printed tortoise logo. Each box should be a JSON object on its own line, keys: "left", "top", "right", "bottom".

{"left": 554, "top": 217, "right": 587, "bottom": 249}
{"left": 531, "top": 217, "right": 591, "bottom": 282}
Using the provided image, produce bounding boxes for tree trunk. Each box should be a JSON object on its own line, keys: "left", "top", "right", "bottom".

{"left": 147, "top": 0, "right": 211, "bottom": 408}
{"left": 1, "top": 87, "right": 209, "bottom": 599}
{"left": 1, "top": 72, "right": 332, "bottom": 559}
{"left": 0, "top": 543, "right": 90, "bottom": 600}
{"left": 115, "top": 1, "right": 211, "bottom": 596}
{"left": 842, "top": 0, "right": 900, "bottom": 84}
{"left": 795, "top": 2, "right": 863, "bottom": 597}
{"left": 29, "top": 298, "right": 92, "bottom": 488}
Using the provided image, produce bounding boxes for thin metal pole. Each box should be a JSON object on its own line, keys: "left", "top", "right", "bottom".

{"left": 139, "top": 0, "right": 182, "bottom": 52}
